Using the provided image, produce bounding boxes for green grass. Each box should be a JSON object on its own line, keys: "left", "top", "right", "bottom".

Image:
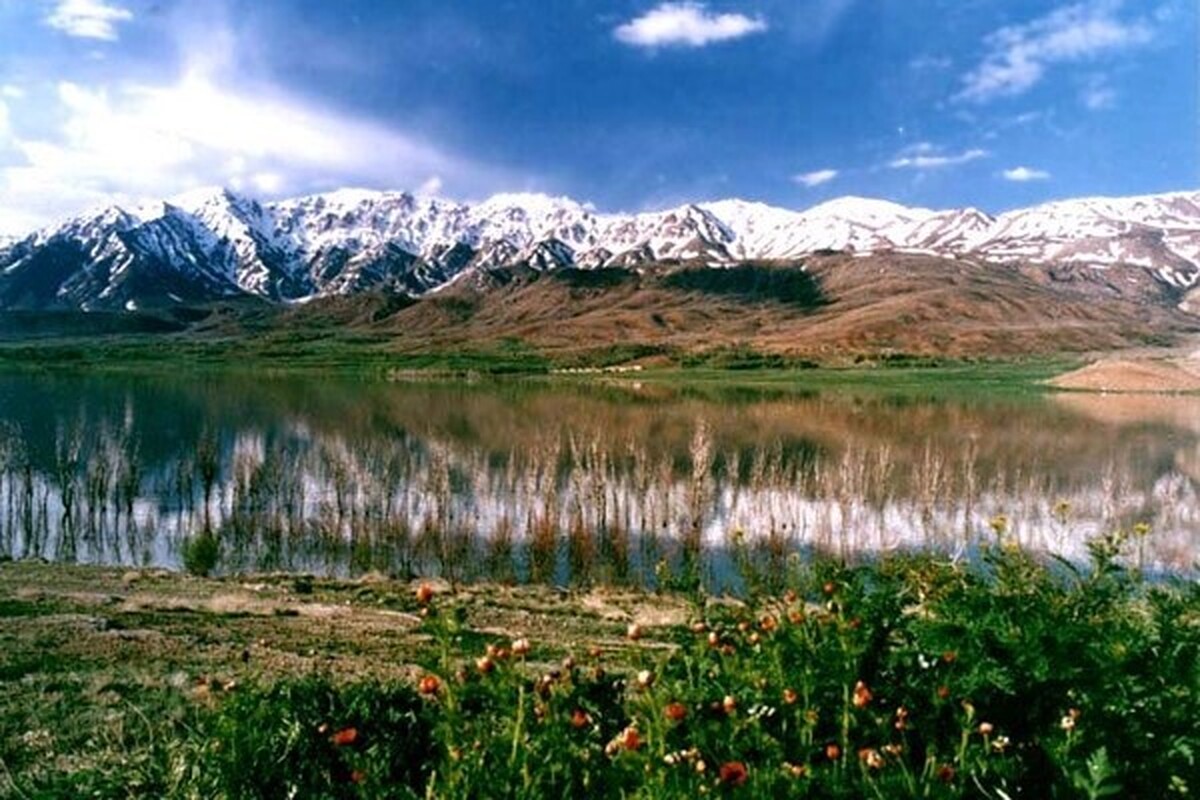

{"left": 1, "top": 535, "right": 1195, "bottom": 798}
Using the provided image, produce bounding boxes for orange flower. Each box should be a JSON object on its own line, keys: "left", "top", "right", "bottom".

{"left": 782, "top": 688, "right": 798, "bottom": 705}
{"left": 626, "top": 623, "right": 644, "bottom": 641}
{"left": 619, "top": 726, "right": 641, "bottom": 750}
{"left": 937, "top": 685, "right": 950, "bottom": 700}
{"left": 825, "top": 743, "right": 841, "bottom": 761}
{"left": 722, "top": 695, "right": 738, "bottom": 715}
{"left": 512, "top": 638, "right": 531, "bottom": 657}
{"left": 978, "top": 722, "right": 994, "bottom": 736}
{"left": 570, "top": 708, "right": 591, "bottom": 729}
{"left": 636, "top": 669, "right": 655, "bottom": 689}
{"left": 822, "top": 581, "right": 836, "bottom": 596}
{"left": 858, "top": 748, "right": 884, "bottom": 769}
{"left": 852, "top": 681, "right": 873, "bottom": 709}
{"left": 418, "top": 675, "right": 441, "bottom": 696}
{"left": 747, "top": 632, "right": 761, "bottom": 646}
{"left": 937, "top": 764, "right": 956, "bottom": 783}
{"left": 476, "top": 655, "right": 495, "bottom": 675}
{"left": 941, "top": 650, "right": 958, "bottom": 664}
{"left": 707, "top": 631, "right": 721, "bottom": 648}
{"left": 894, "top": 706, "right": 909, "bottom": 731}
{"left": 719, "top": 761, "right": 749, "bottom": 786}
{"left": 414, "top": 583, "right": 434, "bottom": 605}
{"left": 759, "top": 615, "right": 778, "bottom": 632}
{"left": 783, "top": 589, "right": 798, "bottom": 603}
{"left": 788, "top": 609, "right": 805, "bottom": 625}
{"left": 691, "top": 621, "right": 708, "bottom": 634}
{"left": 350, "top": 769, "right": 366, "bottom": 784}
{"left": 664, "top": 702, "right": 688, "bottom": 722}
{"left": 329, "top": 727, "right": 358, "bottom": 747}
{"left": 736, "top": 620, "right": 751, "bottom": 633}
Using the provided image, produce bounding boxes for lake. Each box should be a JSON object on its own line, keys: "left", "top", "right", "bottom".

{"left": 0, "top": 372, "right": 1195, "bottom": 587}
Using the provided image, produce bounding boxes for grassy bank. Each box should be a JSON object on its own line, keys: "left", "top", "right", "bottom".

{"left": 0, "top": 330, "right": 1075, "bottom": 396}
{"left": 1, "top": 534, "right": 1196, "bottom": 798}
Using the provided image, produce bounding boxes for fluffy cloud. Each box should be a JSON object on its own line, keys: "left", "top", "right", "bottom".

{"left": 958, "top": 1, "right": 1155, "bottom": 103}
{"left": 888, "top": 145, "right": 988, "bottom": 170}
{"left": 794, "top": 168, "right": 838, "bottom": 187}
{"left": 0, "top": 73, "right": 510, "bottom": 234}
{"left": 1002, "top": 166, "right": 1051, "bottom": 182}
{"left": 615, "top": 2, "right": 767, "bottom": 48}
{"left": 45, "top": 0, "right": 133, "bottom": 41}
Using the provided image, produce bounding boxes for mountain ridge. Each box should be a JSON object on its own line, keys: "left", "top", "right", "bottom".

{"left": 2, "top": 187, "right": 1199, "bottom": 313}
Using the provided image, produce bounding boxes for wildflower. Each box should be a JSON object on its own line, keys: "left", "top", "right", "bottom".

{"left": 782, "top": 688, "right": 798, "bottom": 705}
{"left": 707, "top": 631, "right": 721, "bottom": 648}
{"left": 691, "top": 621, "right": 708, "bottom": 634}
{"left": 1133, "top": 522, "right": 1151, "bottom": 538}
{"left": 349, "top": 769, "right": 366, "bottom": 785}
{"left": 978, "top": 722, "right": 994, "bottom": 736}
{"left": 737, "top": 620, "right": 751, "bottom": 633}
{"left": 894, "top": 706, "right": 909, "bottom": 731}
{"left": 570, "top": 708, "right": 591, "bottom": 729}
{"left": 719, "top": 761, "right": 749, "bottom": 787}
{"left": 937, "top": 685, "right": 950, "bottom": 700}
{"left": 1060, "top": 714, "right": 1076, "bottom": 731}
{"left": 722, "top": 695, "right": 738, "bottom": 715}
{"left": 636, "top": 669, "right": 655, "bottom": 689}
{"left": 989, "top": 515, "right": 1009, "bottom": 535}
{"left": 852, "top": 681, "right": 873, "bottom": 709}
{"left": 937, "top": 764, "right": 956, "bottom": 783}
{"left": 664, "top": 702, "right": 688, "bottom": 722}
{"left": 611, "top": 725, "right": 641, "bottom": 753}
{"left": 941, "top": 650, "right": 957, "bottom": 664}
{"left": 992, "top": 735, "right": 1011, "bottom": 753}
{"left": 825, "top": 743, "right": 841, "bottom": 761}
{"left": 720, "top": 644, "right": 736, "bottom": 656}
{"left": 329, "top": 727, "right": 358, "bottom": 747}
{"left": 418, "top": 675, "right": 441, "bottom": 696}
{"left": 512, "top": 638, "right": 531, "bottom": 657}
{"left": 627, "top": 623, "right": 644, "bottom": 641}
{"left": 858, "top": 748, "right": 884, "bottom": 770}
{"left": 882, "top": 743, "right": 903, "bottom": 757}
{"left": 747, "top": 632, "right": 761, "bottom": 646}
{"left": 788, "top": 609, "right": 805, "bottom": 625}
{"left": 783, "top": 589, "right": 798, "bottom": 603}
{"left": 804, "top": 709, "right": 819, "bottom": 725}
{"left": 587, "top": 645, "right": 603, "bottom": 659}
{"left": 414, "top": 583, "right": 435, "bottom": 605}
{"left": 561, "top": 655, "right": 576, "bottom": 671}
{"left": 695, "top": 759, "right": 707, "bottom": 774}
{"left": 822, "top": 581, "right": 836, "bottom": 596}
{"left": 783, "top": 762, "right": 808, "bottom": 778}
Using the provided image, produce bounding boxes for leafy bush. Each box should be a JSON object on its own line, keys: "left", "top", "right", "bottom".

{"left": 176, "top": 539, "right": 1198, "bottom": 798}
{"left": 182, "top": 677, "right": 434, "bottom": 799}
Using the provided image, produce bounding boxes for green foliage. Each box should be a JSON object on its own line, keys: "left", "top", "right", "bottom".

{"left": 181, "top": 532, "right": 220, "bottom": 577}
{"left": 167, "top": 543, "right": 1198, "bottom": 799}
{"left": 182, "top": 677, "right": 435, "bottom": 799}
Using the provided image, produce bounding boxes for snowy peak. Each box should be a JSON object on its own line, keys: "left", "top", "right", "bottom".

{"left": 2, "top": 187, "right": 1200, "bottom": 311}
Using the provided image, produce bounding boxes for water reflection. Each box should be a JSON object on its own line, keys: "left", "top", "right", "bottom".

{"left": 0, "top": 373, "right": 1195, "bottom": 586}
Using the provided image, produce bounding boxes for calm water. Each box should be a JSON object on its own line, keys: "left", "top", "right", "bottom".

{"left": 0, "top": 372, "right": 1196, "bottom": 586}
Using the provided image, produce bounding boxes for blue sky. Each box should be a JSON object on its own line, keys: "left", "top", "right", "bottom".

{"left": 0, "top": 0, "right": 1194, "bottom": 233}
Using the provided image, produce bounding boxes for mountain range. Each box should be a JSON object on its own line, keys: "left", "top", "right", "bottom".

{"left": 3, "top": 187, "right": 1200, "bottom": 315}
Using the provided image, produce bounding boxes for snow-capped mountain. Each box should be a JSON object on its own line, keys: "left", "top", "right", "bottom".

{"left": 2, "top": 187, "right": 1199, "bottom": 312}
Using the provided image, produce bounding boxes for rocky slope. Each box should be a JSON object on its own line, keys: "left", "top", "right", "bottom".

{"left": 1, "top": 187, "right": 1199, "bottom": 312}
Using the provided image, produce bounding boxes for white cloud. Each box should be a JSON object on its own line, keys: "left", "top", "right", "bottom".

{"left": 0, "top": 99, "right": 8, "bottom": 140}
{"left": 888, "top": 147, "right": 988, "bottom": 170}
{"left": 794, "top": 168, "right": 838, "bottom": 187}
{"left": 1002, "top": 166, "right": 1051, "bottom": 182}
{"left": 1, "top": 85, "right": 25, "bottom": 100}
{"left": 1080, "top": 76, "right": 1117, "bottom": 109}
{"left": 958, "top": 1, "right": 1155, "bottom": 103}
{"left": 418, "top": 175, "right": 444, "bottom": 196}
{"left": 615, "top": 2, "right": 767, "bottom": 48}
{"left": 0, "top": 72, "right": 512, "bottom": 234}
{"left": 45, "top": 0, "right": 133, "bottom": 41}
